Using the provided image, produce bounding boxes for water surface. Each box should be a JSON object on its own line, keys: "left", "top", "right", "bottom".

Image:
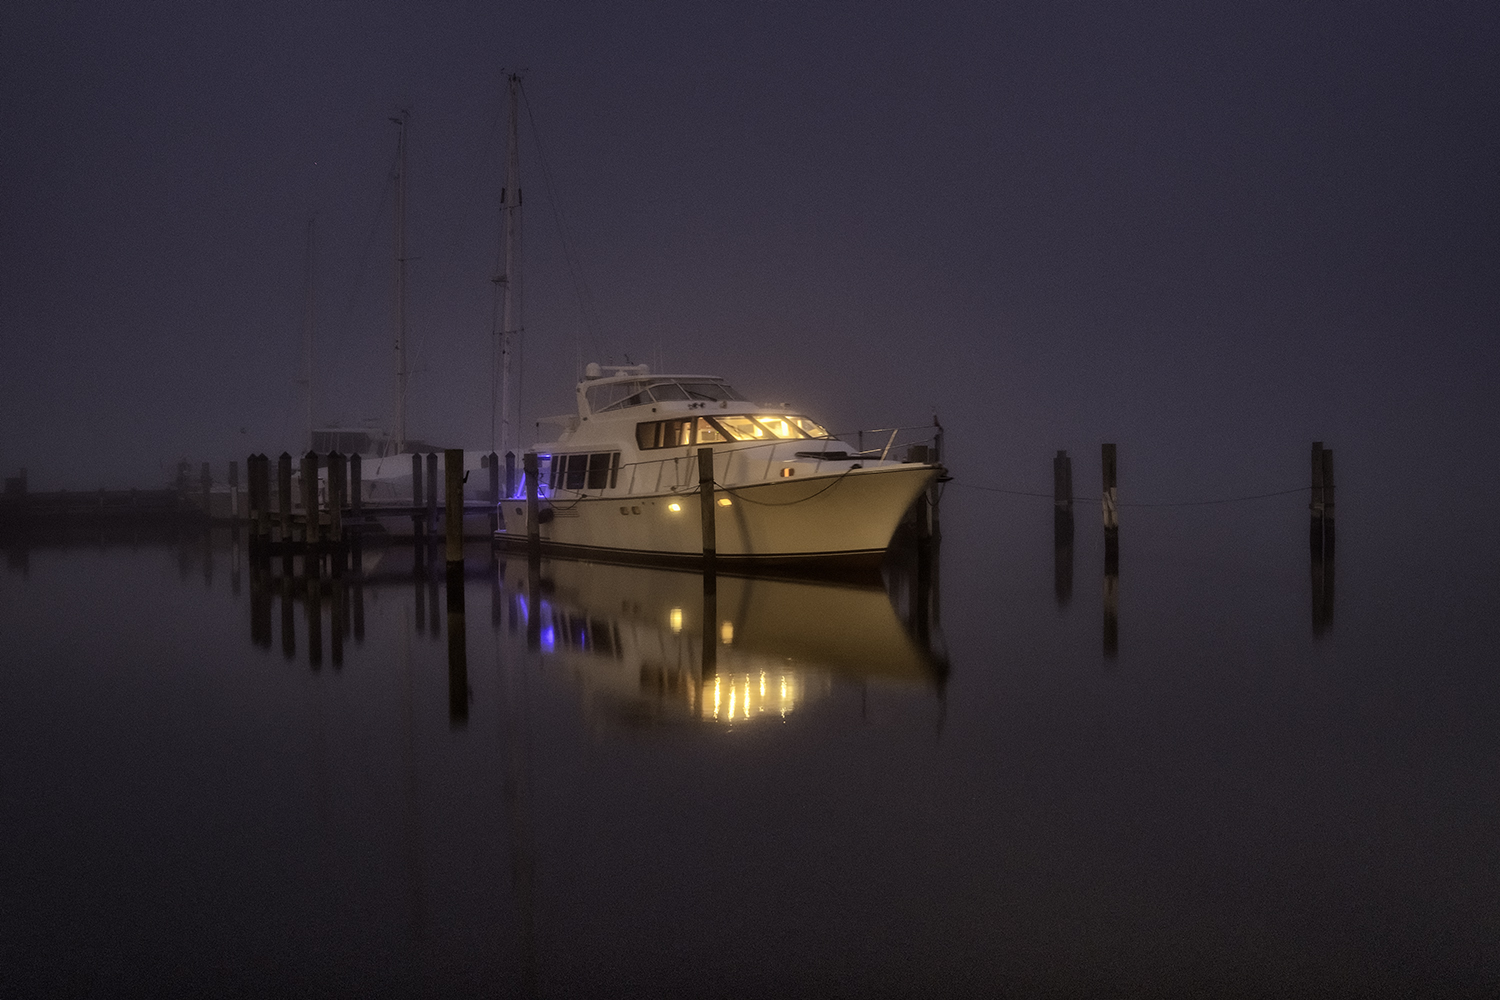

{"left": 3, "top": 494, "right": 1496, "bottom": 996}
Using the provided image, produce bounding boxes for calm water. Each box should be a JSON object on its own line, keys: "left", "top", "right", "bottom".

{"left": 3, "top": 492, "right": 1497, "bottom": 997}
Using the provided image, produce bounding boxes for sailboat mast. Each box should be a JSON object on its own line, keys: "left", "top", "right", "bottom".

{"left": 302, "top": 214, "right": 316, "bottom": 453}
{"left": 391, "top": 109, "right": 410, "bottom": 455}
{"left": 497, "top": 74, "right": 522, "bottom": 459}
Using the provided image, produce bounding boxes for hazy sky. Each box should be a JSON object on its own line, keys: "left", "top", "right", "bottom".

{"left": 3, "top": 1, "right": 1496, "bottom": 529}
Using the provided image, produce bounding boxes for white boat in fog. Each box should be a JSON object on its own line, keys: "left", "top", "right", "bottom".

{"left": 497, "top": 364, "right": 942, "bottom": 569}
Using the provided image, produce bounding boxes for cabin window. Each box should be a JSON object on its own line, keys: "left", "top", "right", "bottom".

{"left": 695, "top": 417, "right": 729, "bottom": 444}
{"left": 715, "top": 415, "right": 772, "bottom": 440}
{"left": 586, "top": 452, "right": 618, "bottom": 490}
{"left": 679, "top": 381, "right": 742, "bottom": 401}
{"left": 754, "top": 416, "right": 805, "bottom": 439}
{"left": 787, "top": 416, "right": 830, "bottom": 438}
{"left": 550, "top": 452, "right": 620, "bottom": 492}
{"left": 636, "top": 419, "right": 693, "bottom": 450}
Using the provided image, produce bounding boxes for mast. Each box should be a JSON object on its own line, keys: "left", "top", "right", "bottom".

{"left": 301, "top": 215, "right": 316, "bottom": 452}
{"left": 495, "top": 74, "right": 522, "bottom": 458}
{"left": 391, "top": 109, "right": 410, "bottom": 455}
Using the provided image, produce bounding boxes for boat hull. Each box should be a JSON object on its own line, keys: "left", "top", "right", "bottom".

{"left": 495, "top": 463, "right": 937, "bottom": 569}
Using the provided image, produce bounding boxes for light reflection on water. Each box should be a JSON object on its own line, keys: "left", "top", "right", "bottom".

{"left": 2, "top": 499, "right": 1497, "bottom": 996}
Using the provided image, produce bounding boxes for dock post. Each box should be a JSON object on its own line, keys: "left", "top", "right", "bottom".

{"left": 426, "top": 452, "right": 438, "bottom": 538}
{"left": 411, "top": 453, "right": 424, "bottom": 536}
{"left": 349, "top": 452, "right": 362, "bottom": 518}
{"left": 1310, "top": 442, "right": 1325, "bottom": 555}
{"left": 1101, "top": 443, "right": 1119, "bottom": 569}
{"left": 1321, "top": 446, "right": 1335, "bottom": 555}
{"left": 445, "top": 449, "right": 464, "bottom": 564}
{"left": 487, "top": 451, "right": 500, "bottom": 534}
{"left": 523, "top": 452, "right": 540, "bottom": 562}
{"left": 200, "top": 462, "right": 212, "bottom": 517}
{"left": 1311, "top": 445, "right": 1336, "bottom": 636}
{"left": 300, "top": 451, "right": 319, "bottom": 546}
{"left": 229, "top": 460, "right": 239, "bottom": 520}
{"left": 930, "top": 415, "right": 944, "bottom": 541}
{"left": 1054, "top": 450, "right": 1074, "bottom": 607}
{"left": 247, "top": 455, "right": 264, "bottom": 540}
{"left": 278, "top": 452, "right": 293, "bottom": 545}
{"left": 1102, "top": 443, "right": 1118, "bottom": 658}
{"left": 505, "top": 451, "right": 516, "bottom": 501}
{"left": 698, "top": 447, "right": 717, "bottom": 586}
{"left": 327, "top": 451, "right": 344, "bottom": 545}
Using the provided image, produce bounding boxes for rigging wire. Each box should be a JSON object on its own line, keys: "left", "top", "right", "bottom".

{"left": 518, "top": 78, "right": 604, "bottom": 365}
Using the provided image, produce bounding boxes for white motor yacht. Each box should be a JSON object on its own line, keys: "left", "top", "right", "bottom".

{"left": 496, "top": 364, "right": 942, "bottom": 569}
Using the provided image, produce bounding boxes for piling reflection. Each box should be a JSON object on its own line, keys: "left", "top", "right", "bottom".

{"left": 493, "top": 545, "right": 949, "bottom": 730}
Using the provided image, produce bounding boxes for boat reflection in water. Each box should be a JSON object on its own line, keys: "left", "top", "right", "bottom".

{"left": 499, "top": 543, "right": 947, "bottom": 729}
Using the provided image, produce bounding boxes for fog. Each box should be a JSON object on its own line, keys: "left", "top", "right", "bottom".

{"left": 3, "top": 1, "right": 1496, "bottom": 543}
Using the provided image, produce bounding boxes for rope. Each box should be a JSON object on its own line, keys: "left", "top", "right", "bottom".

{"left": 952, "top": 481, "right": 1312, "bottom": 508}
{"left": 709, "top": 468, "right": 857, "bottom": 506}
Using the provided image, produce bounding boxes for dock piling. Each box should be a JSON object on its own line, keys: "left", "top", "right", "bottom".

{"left": 445, "top": 449, "right": 463, "bottom": 564}
{"left": 523, "top": 452, "right": 540, "bottom": 562}
{"left": 349, "top": 452, "right": 362, "bottom": 518}
{"left": 698, "top": 447, "right": 717, "bottom": 586}
{"left": 278, "top": 453, "right": 293, "bottom": 544}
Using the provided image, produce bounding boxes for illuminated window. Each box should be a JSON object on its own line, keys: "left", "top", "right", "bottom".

{"left": 787, "top": 416, "right": 829, "bottom": 438}
{"left": 754, "top": 416, "right": 802, "bottom": 439}
{"left": 694, "top": 417, "right": 729, "bottom": 444}
{"left": 715, "top": 415, "right": 771, "bottom": 440}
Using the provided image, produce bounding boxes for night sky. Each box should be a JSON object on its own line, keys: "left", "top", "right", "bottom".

{"left": 4, "top": 2, "right": 1497, "bottom": 536}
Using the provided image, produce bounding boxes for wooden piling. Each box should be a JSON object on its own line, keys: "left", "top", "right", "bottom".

{"left": 487, "top": 451, "right": 500, "bottom": 533}
{"left": 1310, "top": 442, "right": 1325, "bottom": 554}
{"left": 425, "top": 452, "right": 438, "bottom": 536}
{"left": 523, "top": 452, "right": 540, "bottom": 560}
{"left": 445, "top": 448, "right": 464, "bottom": 564}
{"left": 248, "top": 455, "right": 266, "bottom": 538}
{"left": 1054, "top": 450, "right": 1073, "bottom": 512}
{"left": 505, "top": 451, "right": 516, "bottom": 500}
{"left": 698, "top": 447, "right": 717, "bottom": 584}
{"left": 278, "top": 452, "right": 293, "bottom": 544}
{"left": 200, "top": 462, "right": 212, "bottom": 515}
{"left": 411, "top": 453, "right": 424, "bottom": 535}
{"left": 1102, "top": 443, "right": 1118, "bottom": 655}
{"left": 1321, "top": 447, "right": 1335, "bottom": 554}
{"left": 1054, "top": 450, "right": 1074, "bottom": 607}
{"left": 349, "top": 452, "right": 362, "bottom": 518}
{"left": 228, "top": 460, "right": 239, "bottom": 520}
{"left": 327, "top": 451, "right": 344, "bottom": 544}
{"left": 1101, "top": 443, "right": 1119, "bottom": 572}
{"left": 300, "top": 452, "right": 318, "bottom": 545}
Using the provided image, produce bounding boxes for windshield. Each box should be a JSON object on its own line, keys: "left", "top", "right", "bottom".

{"left": 588, "top": 378, "right": 745, "bottom": 413}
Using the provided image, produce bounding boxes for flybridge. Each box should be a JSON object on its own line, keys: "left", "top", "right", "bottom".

{"left": 580, "top": 374, "right": 746, "bottom": 417}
